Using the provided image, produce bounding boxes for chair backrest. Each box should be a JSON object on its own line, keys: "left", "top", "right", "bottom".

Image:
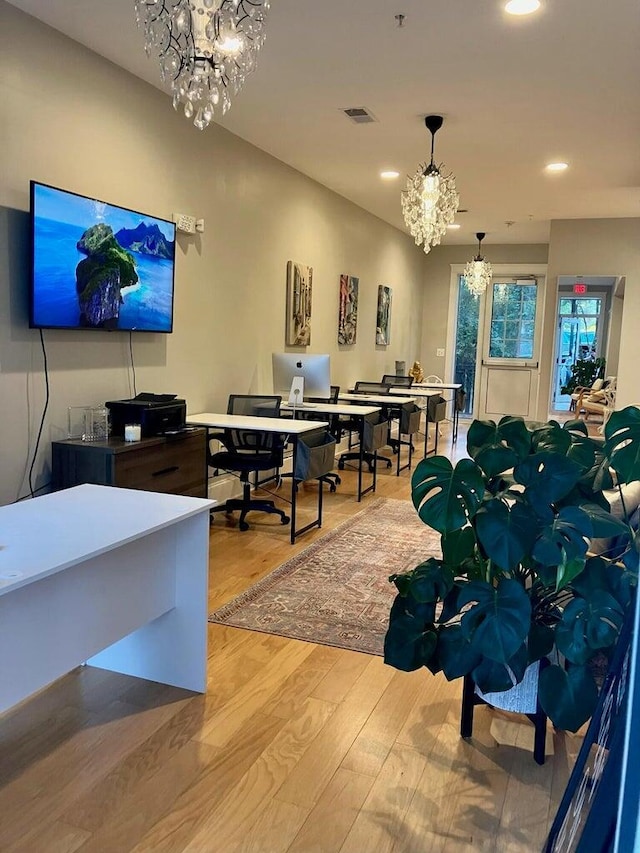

{"left": 425, "top": 374, "right": 444, "bottom": 384}
{"left": 353, "top": 381, "right": 390, "bottom": 395}
{"left": 224, "top": 395, "right": 284, "bottom": 455}
{"left": 381, "top": 374, "right": 414, "bottom": 388}
{"left": 305, "top": 385, "right": 340, "bottom": 405}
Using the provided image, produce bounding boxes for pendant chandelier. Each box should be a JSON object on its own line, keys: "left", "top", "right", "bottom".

{"left": 135, "top": 0, "right": 270, "bottom": 130}
{"left": 401, "top": 115, "right": 459, "bottom": 255}
{"left": 463, "top": 232, "right": 493, "bottom": 298}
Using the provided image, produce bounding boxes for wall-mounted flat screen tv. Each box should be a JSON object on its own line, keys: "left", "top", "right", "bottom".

{"left": 30, "top": 181, "right": 176, "bottom": 332}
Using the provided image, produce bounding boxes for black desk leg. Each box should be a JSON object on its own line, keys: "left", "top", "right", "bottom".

{"left": 290, "top": 437, "right": 298, "bottom": 544}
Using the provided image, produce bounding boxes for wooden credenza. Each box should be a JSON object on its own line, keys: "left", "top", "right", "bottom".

{"left": 51, "top": 429, "right": 207, "bottom": 498}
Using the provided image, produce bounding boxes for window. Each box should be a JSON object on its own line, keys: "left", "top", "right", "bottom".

{"left": 489, "top": 282, "right": 537, "bottom": 359}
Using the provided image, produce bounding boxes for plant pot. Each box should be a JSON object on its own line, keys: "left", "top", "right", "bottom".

{"left": 475, "top": 660, "right": 540, "bottom": 715}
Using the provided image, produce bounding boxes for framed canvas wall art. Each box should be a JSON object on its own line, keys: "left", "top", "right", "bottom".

{"left": 376, "top": 285, "right": 392, "bottom": 345}
{"left": 338, "top": 274, "right": 358, "bottom": 344}
{"left": 286, "top": 261, "right": 312, "bottom": 346}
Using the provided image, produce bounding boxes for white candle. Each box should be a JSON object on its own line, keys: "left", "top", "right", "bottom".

{"left": 124, "top": 424, "right": 141, "bottom": 442}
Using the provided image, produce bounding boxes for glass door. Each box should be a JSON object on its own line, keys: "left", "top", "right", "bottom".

{"left": 553, "top": 296, "right": 604, "bottom": 411}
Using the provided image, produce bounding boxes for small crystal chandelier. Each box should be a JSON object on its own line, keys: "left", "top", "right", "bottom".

{"left": 401, "top": 115, "right": 459, "bottom": 255}
{"left": 135, "top": 0, "right": 270, "bottom": 130}
{"left": 463, "top": 232, "right": 493, "bottom": 298}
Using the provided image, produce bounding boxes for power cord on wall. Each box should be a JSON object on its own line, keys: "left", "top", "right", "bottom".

{"left": 26, "top": 329, "right": 51, "bottom": 499}
{"left": 129, "top": 331, "right": 138, "bottom": 397}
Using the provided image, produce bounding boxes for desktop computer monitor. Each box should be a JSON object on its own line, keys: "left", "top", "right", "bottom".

{"left": 272, "top": 353, "right": 331, "bottom": 405}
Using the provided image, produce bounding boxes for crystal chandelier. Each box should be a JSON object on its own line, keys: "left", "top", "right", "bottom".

{"left": 463, "top": 232, "right": 493, "bottom": 298}
{"left": 135, "top": 0, "right": 270, "bottom": 130}
{"left": 401, "top": 115, "right": 459, "bottom": 255}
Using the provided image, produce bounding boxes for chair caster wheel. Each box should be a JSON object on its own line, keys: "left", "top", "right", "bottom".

{"left": 335, "top": 475, "right": 342, "bottom": 485}
{"left": 239, "top": 521, "right": 249, "bottom": 532}
{"left": 386, "top": 461, "right": 392, "bottom": 469}
{"left": 281, "top": 515, "right": 290, "bottom": 525}
{"left": 329, "top": 484, "right": 337, "bottom": 493}
{"left": 338, "top": 461, "right": 345, "bottom": 470}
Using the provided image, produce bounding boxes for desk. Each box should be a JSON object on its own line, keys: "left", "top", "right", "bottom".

{"left": 283, "top": 402, "right": 380, "bottom": 500}
{"left": 339, "top": 393, "right": 419, "bottom": 473}
{"left": 187, "top": 412, "right": 329, "bottom": 544}
{"left": 0, "top": 484, "right": 214, "bottom": 717}
{"left": 410, "top": 382, "right": 464, "bottom": 442}
{"left": 388, "top": 387, "right": 447, "bottom": 456}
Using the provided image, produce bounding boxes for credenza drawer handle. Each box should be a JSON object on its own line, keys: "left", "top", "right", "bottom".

{"left": 152, "top": 465, "right": 180, "bottom": 478}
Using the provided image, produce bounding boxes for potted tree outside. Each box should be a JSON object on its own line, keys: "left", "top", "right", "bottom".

{"left": 384, "top": 407, "right": 640, "bottom": 732}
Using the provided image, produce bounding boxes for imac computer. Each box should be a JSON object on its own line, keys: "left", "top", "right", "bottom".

{"left": 272, "top": 353, "right": 331, "bottom": 408}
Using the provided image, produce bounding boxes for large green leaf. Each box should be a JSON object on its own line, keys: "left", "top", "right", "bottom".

{"left": 467, "top": 417, "right": 530, "bottom": 477}
{"left": 527, "top": 623, "right": 555, "bottom": 663}
{"left": 475, "top": 500, "right": 537, "bottom": 571}
{"left": 412, "top": 457, "right": 484, "bottom": 534}
{"left": 571, "top": 555, "right": 631, "bottom": 609}
{"left": 538, "top": 664, "right": 599, "bottom": 732}
{"left": 531, "top": 422, "right": 572, "bottom": 455}
{"left": 389, "top": 558, "right": 453, "bottom": 604}
{"left": 458, "top": 578, "right": 531, "bottom": 664}
{"left": 566, "top": 435, "right": 597, "bottom": 475}
{"left": 604, "top": 406, "right": 640, "bottom": 483}
{"left": 555, "top": 592, "right": 625, "bottom": 664}
{"left": 580, "top": 501, "right": 633, "bottom": 540}
{"left": 383, "top": 596, "right": 437, "bottom": 671}
{"left": 471, "top": 644, "right": 529, "bottom": 694}
{"left": 437, "top": 624, "right": 483, "bottom": 680}
{"left": 563, "top": 418, "right": 588, "bottom": 437}
{"left": 514, "top": 452, "right": 582, "bottom": 505}
{"left": 441, "top": 527, "right": 476, "bottom": 569}
{"left": 532, "top": 506, "right": 592, "bottom": 567}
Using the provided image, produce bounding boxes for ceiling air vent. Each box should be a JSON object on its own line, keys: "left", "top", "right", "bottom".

{"left": 342, "top": 107, "right": 377, "bottom": 124}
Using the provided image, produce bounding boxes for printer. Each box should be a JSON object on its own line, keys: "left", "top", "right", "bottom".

{"left": 106, "top": 393, "right": 187, "bottom": 438}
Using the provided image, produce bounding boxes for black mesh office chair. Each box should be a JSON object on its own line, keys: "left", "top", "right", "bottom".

{"left": 339, "top": 381, "right": 393, "bottom": 471}
{"left": 381, "top": 374, "right": 414, "bottom": 388}
{"left": 208, "top": 395, "right": 290, "bottom": 532}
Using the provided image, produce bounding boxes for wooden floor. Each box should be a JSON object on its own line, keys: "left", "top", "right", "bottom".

{"left": 0, "top": 424, "right": 581, "bottom": 852}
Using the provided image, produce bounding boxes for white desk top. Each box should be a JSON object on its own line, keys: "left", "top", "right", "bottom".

{"left": 339, "top": 393, "right": 416, "bottom": 405}
{"left": 413, "top": 382, "right": 462, "bottom": 391}
{"left": 282, "top": 402, "right": 380, "bottom": 416}
{"left": 187, "top": 412, "right": 329, "bottom": 433}
{"left": 389, "top": 387, "right": 442, "bottom": 398}
{"left": 0, "top": 484, "right": 214, "bottom": 596}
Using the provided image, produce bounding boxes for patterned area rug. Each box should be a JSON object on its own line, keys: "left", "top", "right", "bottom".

{"left": 209, "top": 497, "right": 441, "bottom": 656}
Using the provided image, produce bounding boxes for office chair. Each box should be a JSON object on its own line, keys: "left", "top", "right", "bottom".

{"left": 339, "top": 381, "right": 393, "bottom": 472}
{"left": 300, "top": 384, "right": 342, "bottom": 491}
{"left": 381, "top": 374, "right": 414, "bottom": 388}
{"left": 208, "top": 394, "right": 290, "bottom": 532}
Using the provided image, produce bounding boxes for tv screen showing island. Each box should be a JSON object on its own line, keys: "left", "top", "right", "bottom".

{"left": 30, "top": 182, "right": 176, "bottom": 332}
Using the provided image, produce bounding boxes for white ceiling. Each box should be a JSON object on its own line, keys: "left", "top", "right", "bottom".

{"left": 7, "top": 0, "right": 640, "bottom": 245}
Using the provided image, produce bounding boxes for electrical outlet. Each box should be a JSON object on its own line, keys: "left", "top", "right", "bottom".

{"left": 172, "top": 213, "right": 196, "bottom": 234}
{"left": 436, "top": 348, "right": 445, "bottom": 358}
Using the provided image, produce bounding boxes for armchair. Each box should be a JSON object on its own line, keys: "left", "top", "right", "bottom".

{"left": 579, "top": 377, "right": 617, "bottom": 428}
{"left": 208, "top": 395, "right": 290, "bottom": 532}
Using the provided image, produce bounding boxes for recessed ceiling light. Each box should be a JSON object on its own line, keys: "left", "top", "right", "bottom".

{"left": 380, "top": 170, "right": 400, "bottom": 180}
{"left": 505, "top": 0, "right": 541, "bottom": 15}
{"left": 545, "top": 162, "right": 569, "bottom": 172}
{"left": 447, "top": 223, "right": 461, "bottom": 230}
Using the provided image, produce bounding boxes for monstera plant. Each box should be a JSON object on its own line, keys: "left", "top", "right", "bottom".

{"left": 384, "top": 407, "right": 640, "bottom": 732}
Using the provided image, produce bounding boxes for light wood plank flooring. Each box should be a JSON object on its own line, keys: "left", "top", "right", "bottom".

{"left": 0, "top": 424, "right": 580, "bottom": 851}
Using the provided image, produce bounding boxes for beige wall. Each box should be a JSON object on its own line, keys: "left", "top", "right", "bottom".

{"left": 543, "top": 219, "right": 640, "bottom": 413}
{"left": 0, "top": 3, "right": 426, "bottom": 505}
{"left": 419, "top": 243, "right": 549, "bottom": 378}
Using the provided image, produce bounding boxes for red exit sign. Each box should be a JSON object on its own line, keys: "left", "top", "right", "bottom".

{"left": 573, "top": 283, "right": 587, "bottom": 294}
